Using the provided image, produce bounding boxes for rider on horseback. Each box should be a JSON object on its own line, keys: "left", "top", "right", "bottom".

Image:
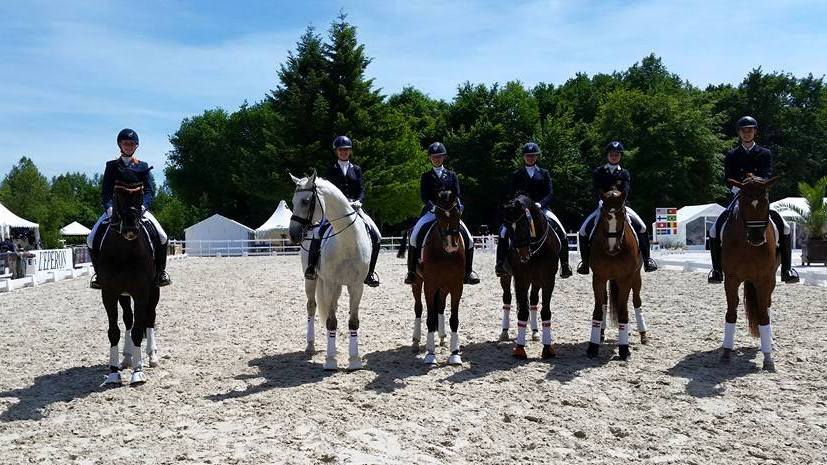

{"left": 304, "top": 135, "right": 381, "bottom": 287}
{"left": 576, "top": 141, "right": 658, "bottom": 274}
{"left": 495, "top": 142, "right": 573, "bottom": 278}
{"left": 404, "top": 142, "right": 480, "bottom": 285}
{"left": 87, "top": 128, "right": 171, "bottom": 288}
{"left": 707, "top": 116, "right": 799, "bottom": 284}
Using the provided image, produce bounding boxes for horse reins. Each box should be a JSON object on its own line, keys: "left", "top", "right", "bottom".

{"left": 290, "top": 185, "right": 362, "bottom": 249}
{"left": 510, "top": 207, "right": 551, "bottom": 259}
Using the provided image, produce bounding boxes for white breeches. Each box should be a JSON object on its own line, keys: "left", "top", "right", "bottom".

{"left": 579, "top": 202, "right": 646, "bottom": 236}
{"left": 409, "top": 212, "right": 472, "bottom": 247}
{"left": 87, "top": 210, "right": 168, "bottom": 248}
{"left": 499, "top": 209, "right": 564, "bottom": 238}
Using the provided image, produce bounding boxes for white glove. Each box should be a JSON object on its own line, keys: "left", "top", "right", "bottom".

{"left": 106, "top": 206, "right": 113, "bottom": 218}
{"left": 141, "top": 205, "right": 147, "bottom": 215}
{"left": 350, "top": 200, "right": 362, "bottom": 210}
{"left": 731, "top": 186, "right": 741, "bottom": 195}
{"left": 534, "top": 202, "right": 542, "bottom": 209}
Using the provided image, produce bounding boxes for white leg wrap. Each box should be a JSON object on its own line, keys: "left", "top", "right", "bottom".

{"left": 758, "top": 324, "right": 773, "bottom": 354}
{"left": 501, "top": 304, "right": 511, "bottom": 330}
{"left": 145, "top": 328, "right": 157, "bottom": 353}
{"left": 349, "top": 330, "right": 359, "bottom": 358}
{"left": 438, "top": 314, "right": 446, "bottom": 338}
{"left": 426, "top": 331, "right": 435, "bottom": 354}
{"left": 412, "top": 317, "right": 422, "bottom": 342}
{"left": 541, "top": 320, "right": 552, "bottom": 345}
{"left": 516, "top": 321, "right": 527, "bottom": 346}
{"left": 450, "top": 332, "right": 460, "bottom": 353}
{"left": 529, "top": 306, "right": 538, "bottom": 332}
{"left": 327, "top": 330, "right": 337, "bottom": 359}
{"left": 618, "top": 323, "right": 629, "bottom": 346}
{"left": 634, "top": 307, "right": 647, "bottom": 332}
{"left": 723, "top": 322, "right": 736, "bottom": 349}
{"left": 132, "top": 343, "right": 143, "bottom": 370}
{"left": 109, "top": 346, "right": 119, "bottom": 367}
{"left": 307, "top": 317, "right": 315, "bottom": 343}
{"left": 590, "top": 320, "right": 602, "bottom": 344}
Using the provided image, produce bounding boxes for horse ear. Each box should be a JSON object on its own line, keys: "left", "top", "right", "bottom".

{"left": 308, "top": 169, "right": 317, "bottom": 184}
{"left": 289, "top": 172, "right": 302, "bottom": 185}
{"left": 727, "top": 179, "right": 743, "bottom": 190}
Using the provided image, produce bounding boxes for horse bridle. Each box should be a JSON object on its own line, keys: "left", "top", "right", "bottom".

{"left": 111, "top": 183, "right": 144, "bottom": 238}
{"left": 290, "top": 185, "right": 361, "bottom": 247}
{"left": 434, "top": 201, "right": 461, "bottom": 238}
{"left": 508, "top": 206, "right": 550, "bottom": 259}
{"left": 601, "top": 204, "right": 627, "bottom": 255}
{"left": 737, "top": 191, "right": 771, "bottom": 245}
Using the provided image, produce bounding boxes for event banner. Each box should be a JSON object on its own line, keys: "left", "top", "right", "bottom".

{"left": 24, "top": 249, "right": 74, "bottom": 278}
{"left": 655, "top": 208, "right": 678, "bottom": 237}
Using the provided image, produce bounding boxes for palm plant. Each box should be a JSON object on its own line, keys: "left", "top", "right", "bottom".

{"left": 780, "top": 176, "right": 827, "bottom": 240}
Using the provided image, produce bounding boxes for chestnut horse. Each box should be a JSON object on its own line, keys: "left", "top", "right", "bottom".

{"left": 501, "top": 195, "right": 561, "bottom": 359}
{"left": 720, "top": 175, "right": 780, "bottom": 370}
{"left": 585, "top": 187, "right": 644, "bottom": 361}
{"left": 411, "top": 190, "right": 465, "bottom": 366}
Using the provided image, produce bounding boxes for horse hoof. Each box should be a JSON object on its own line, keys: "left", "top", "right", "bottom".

{"left": 129, "top": 370, "right": 146, "bottom": 385}
{"left": 448, "top": 354, "right": 462, "bottom": 365}
{"left": 348, "top": 358, "right": 364, "bottom": 371}
{"left": 148, "top": 352, "right": 159, "bottom": 368}
{"left": 541, "top": 345, "right": 556, "bottom": 359}
{"left": 498, "top": 330, "right": 510, "bottom": 342}
{"left": 120, "top": 356, "right": 133, "bottom": 369}
{"left": 531, "top": 330, "right": 539, "bottom": 341}
{"left": 586, "top": 343, "right": 600, "bottom": 358}
{"left": 512, "top": 346, "right": 528, "bottom": 360}
{"left": 103, "top": 371, "right": 122, "bottom": 385}
{"left": 423, "top": 353, "right": 437, "bottom": 365}
{"left": 323, "top": 358, "right": 338, "bottom": 370}
{"left": 305, "top": 341, "right": 315, "bottom": 355}
{"left": 721, "top": 348, "right": 733, "bottom": 362}
{"left": 639, "top": 332, "right": 649, "bottom": 345}
{"left": 762, "top": 359, "right": 776, "bottom": 372}
{"left": 618, "top": 345, "right": 631, "bottom": 361}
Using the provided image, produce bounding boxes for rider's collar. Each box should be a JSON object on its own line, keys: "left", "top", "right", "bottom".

{"left": 741, "top": 141, "right": 756, "bottom": 152}
{"left": 120, "top": 156, "right": 134, "bottom": 165}
{"left": 525, "top": 164, "right": 537, "bottom": 175}
{"left": 433, "top": 165, "right": 445, "bottom": 176}
{"left": 605, "top": 162, "right": 621, "bottom": 173}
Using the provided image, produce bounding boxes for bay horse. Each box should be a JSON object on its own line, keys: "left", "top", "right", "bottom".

{"left": 585, "top": 187, "right": 644, "bottom": 361}
{"left": 412, "top": 190, "right": 465, "bottom": 365}
{"left": 720, "top": 175, "right": 780, "bottom": 371}
{"left": 289, "top": 171, "right": 373, "bottom": 370}
{"left": 501, "top": 195, "right": 561, "bottom": 359}
{"left": 98, "top": 181, "right": 160, "bottom": 385}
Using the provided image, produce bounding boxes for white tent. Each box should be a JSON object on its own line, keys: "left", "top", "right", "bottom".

{"left": 653, "top": 203, "right": 725, "bottom": 249}
{"left": 60, "top": 221, "right": 92, "bottom": 236}
{"left": 771, "top": 197, "right": 827, "bottom": 248}
{"left": 0, "top": 201, "right": 40, "bottom": 242}
{"left": 184, "top": 214, "right": 254, "bottom": 257}
{"left": 255, "top": 200, "right": 293, "bottom": 239}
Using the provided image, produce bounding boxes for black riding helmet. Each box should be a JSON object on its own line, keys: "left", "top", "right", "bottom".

{"left": 117, "top": 128, "right": 139, "bottom": 144}
{"left": 736, "top": 116, "right": 758, "bottom": 129}
{"left": 604, "top": 141, "right": 624, "bottom": 154}
{"left": 428, "top": 142, "right": 447, "bottom": 156}
{"left": 333, "top": 135, "right": 352, "bottom": 149}
{"left": 522, "top": 142, "right": 541, "bottom": 155}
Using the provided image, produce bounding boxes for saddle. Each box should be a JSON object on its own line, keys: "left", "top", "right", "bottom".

{"left": 720, "top": 203, "right": 780, "bottom": 248}
{"left": 93, "top": 217, "right": 160, "bottom": 253}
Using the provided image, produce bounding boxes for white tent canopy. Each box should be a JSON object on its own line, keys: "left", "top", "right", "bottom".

{"left": 653, "top": 203, "right": 725, "bottom": 249}
{"left": 0, "top": 201, "right": 40, "bottom": 241}
{"left": 184, "top": 214, "right": 254, "bottom": 256}
{"left": 255, "top": 200, "right": 293, "bottom": 239}
{"left": 770, "top": 197, "right": 827, "bottom": 221}
{"left": 60, "top": 221, "right": 92, "bottom": 236}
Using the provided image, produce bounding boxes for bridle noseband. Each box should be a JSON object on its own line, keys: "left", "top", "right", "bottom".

{"left": 290, "top": 184, "right": 361, "bottom": 248}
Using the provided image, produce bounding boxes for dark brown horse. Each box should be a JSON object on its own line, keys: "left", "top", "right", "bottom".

{"left": 720, "top": 175, "right": 780, "bottom": 370}
{"left": 98, "top": 181, "right": 159, "bottom": 385}
{"left": 412, "top": 190, "right": 465, "bottom": 365}
{"left": 501, "top": 195, "right": 561, "bottom": 359}
{"left": 586, "top": 187, "right": 643, "bottom": 360}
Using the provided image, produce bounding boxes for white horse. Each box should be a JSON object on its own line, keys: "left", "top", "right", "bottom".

{"left": 289, "top": 171, "right": 374, "bottom": 370}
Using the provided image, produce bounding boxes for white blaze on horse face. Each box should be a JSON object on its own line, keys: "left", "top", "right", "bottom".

{"left": 607, "top": 212, "right": 618, "bottom": 251}
{"left": 751, "top": 199, "right": 759, "bottom": 209}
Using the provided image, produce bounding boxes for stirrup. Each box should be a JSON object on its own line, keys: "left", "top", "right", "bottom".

{"left": 560, "top": 263, "right": 573, "bottom": 278}
{"left": 576, "top": 262, "right": 589, "bottom": 275}
{"left": 155, "top": 271, "right": 172, "bottom": 287}
{"left": 364, "top": 272, "right": 380, "bottom": 287}
{"left": 89, "top": 274, "right": 102, "bottom": 290}
{"left": 707, "top": 269, "right": 723, "bottom": 284}
{"left": 781, "top": 268, "right": 799, "bottom": 284}
{"left": 404, "top": 272, "right": 416, "bottom": 285}
{"left": 643, "top": 258, "right": 658, "bottom": 272}
{"left": 464, "top": 271, "right": 480, "bottom": 285}
{"left": 304, "top": 267, "right": 318, "bottom": 280}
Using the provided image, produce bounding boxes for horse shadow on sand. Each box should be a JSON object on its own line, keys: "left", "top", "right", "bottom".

{"left": 206, "top": 350, "right": 336, "bottom": 402}
{"left": 667, "top": 347, "right": 760, "bottom": 398}
{"left": 0, "top": 364, "right": 107, "bottom": 421}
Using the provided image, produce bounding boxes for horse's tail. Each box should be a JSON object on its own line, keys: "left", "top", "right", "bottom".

{"left": 743, "top": 281, "right": 761, "bottom": 337}
{"left": 608, "top": 280, "right": 620, "bottom": 326}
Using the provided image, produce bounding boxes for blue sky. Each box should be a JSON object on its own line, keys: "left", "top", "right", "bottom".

{"left": 1, "top": 0, "right": 826, "bottom": 184}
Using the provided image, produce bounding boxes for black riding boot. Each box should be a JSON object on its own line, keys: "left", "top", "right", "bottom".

{"left": 779, "top": 233, "right": 800, "bottom": 284}
{"left": 404, "top": 246, "right": 418, "bottom": 284}
{"left": 305, "top": 237, "right": 321, "bottom": 280}
{"left": 88, "top": 247, "right": 102, "bottom": 289}
{"left": 549, "top": 221, "right": 572, "bottom": 278}
{"left": 576, "top": 235, "right": 590, "bottom": 275}
{"left": 155, "top": 244, "right": 171, "bottom": 287}
{"left": 708, "top": 236, "right": 723, "bottom": 284}
{"left": 638, "top": 232, "right": 658, "bottom": 272}
{"left": 464, "top": 246, "right": 480, "bottom": 285}
{"left": 495, "top": 235, "right": 510, "bottom": 277}
{"left": 364, "top": 232, "right": 380, "bottom": 287}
